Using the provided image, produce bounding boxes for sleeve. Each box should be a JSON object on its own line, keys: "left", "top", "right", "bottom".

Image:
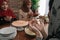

{"left": 4, "top": 9, "right": 16, "bottom": 18}
{"left": 56, "top": 26, "right": 60, "bottom": 38}
{"left": 36, "top": 37, "right": 42, "bottom": 40}
{"left": 18, "top": 9, "right": 24, "bottom": 20}
{"left": 49, "top": 0, "right": 54, "bottom": 11}
{"left": 10, "top": 10, "right": 16, "bottom": 18}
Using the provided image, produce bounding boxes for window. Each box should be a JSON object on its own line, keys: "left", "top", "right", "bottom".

{"left": 38, "top": 0, "right": 49, "bottom": 16}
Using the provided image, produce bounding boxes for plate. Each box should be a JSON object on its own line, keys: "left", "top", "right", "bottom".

{"left": 0, "top": 31, "right": 17, "bottom": 40}
{"left": 0, "top": 27, "right": 17, "bottom": 40}
{"left": 0, "top": 27, "right": 17, "bottom": 34}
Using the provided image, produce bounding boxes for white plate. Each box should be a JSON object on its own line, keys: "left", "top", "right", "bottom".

{"left": 0, "top": 27, "right": 17, "bottom": 34}
{"left": 0, "top": 27, "right": 17, "bottom": 40}
{"left": 0, "top": 31, "right": 17, "bottom": 40}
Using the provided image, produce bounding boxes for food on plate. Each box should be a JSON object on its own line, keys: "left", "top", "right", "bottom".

{"left": 25, "top": 27, "right": 36, "bottom": 36}
{"left": 12, "top": 20, "right": 28, "bottom": 27}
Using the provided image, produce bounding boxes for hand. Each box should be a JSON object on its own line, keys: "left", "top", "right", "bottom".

{"left": 29, "top": 22, "right": 41, "bottom": 37}
{"left": 28, "top": 11, "right": 33, "bottom": 17}
{"left": 29, "top": 18, "right": 44, "bottom": 32}
{"left": 29, "top": 19, "right": 47, "bottom": 39}
{"left": 29, "top": 23, "right": 39, "bottom": 33}
{"left": 34, "top": 21, "right": 47, "bottom": 39}
{"left": 4, "top": 16, "right": 12, "bottom": 21}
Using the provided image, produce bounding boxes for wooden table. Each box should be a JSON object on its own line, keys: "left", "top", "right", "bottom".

{"left": 0, "top": 24, "right": 36, "bottom": 40}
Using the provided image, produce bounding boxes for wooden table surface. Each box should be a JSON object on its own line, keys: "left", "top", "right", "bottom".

{"left": 0, "top": 24, "right": 36, "bottom": 40}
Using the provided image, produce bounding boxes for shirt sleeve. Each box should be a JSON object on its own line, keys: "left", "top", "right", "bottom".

{"left": 36, "top": 37, "right": 42, "bottom": 40}
{"left": 49, "top": 0, "right": 54, "bottom": 11}
{"left": 18, "top": 9, "right": 24, "bottom": 20}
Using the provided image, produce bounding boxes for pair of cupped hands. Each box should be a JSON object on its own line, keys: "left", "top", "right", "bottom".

{"left": 28, "top": 19, "right": 45, "bottom": 37}
{"left": 4, "top": 16, "right": 12, "bottom": 21}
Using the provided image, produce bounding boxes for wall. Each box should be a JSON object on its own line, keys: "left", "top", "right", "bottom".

{"left": 8, "top": 0, "right": 23, "bottom": 19}
{"left": 8, "top": 0, "right": 23, "bottom": 12}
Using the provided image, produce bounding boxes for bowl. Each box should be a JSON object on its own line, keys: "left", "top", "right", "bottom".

{"left": 0, "top": 27, "right": 17, "bottom": 37}
{"left": 12, "top": 20, "right": 28, "bottom": 27}
{"left": 25, "top": 27, "right": 36, "bottom": 36}
{"left": 12, "top": 20, "right": 28, "bottom": 31}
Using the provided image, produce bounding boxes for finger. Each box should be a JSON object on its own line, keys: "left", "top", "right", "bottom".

{"left": 32, "top": 26, "right": 40, "bottom": 32}
{"left": 35, "top": 24, "right": 40, "bottom": 29}
{"left": 29, "top": 24, "right": 35, "bottom": 31}
{"left": 29, "top": 24, "right": 37, "bottom": 30}
{"left": 29, "top": 24, "right": 40, "bottom": 34}
{"left": 31, "top": 26, "right": 39, "bottom": 32}
{"left": 29, "top": 26, "right": 33, "bottom": 32}
{"left": 40, "top": 21, "right": 42, "bottom": 24}
{"left": 39, "top": 20, "right": 44, "bottom": 26}
{"left": 40, "top": 22, "right": 44, "bottom": 26}
{"left": 29, "top": 23, "right": 34, "bottom": 29}
{"left": 6, "top": 16, "right": 9, "bottom": 18}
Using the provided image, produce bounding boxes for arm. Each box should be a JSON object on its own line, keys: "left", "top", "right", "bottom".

{"left": 18, "top": 9, "right": 24, "bottom": 20}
